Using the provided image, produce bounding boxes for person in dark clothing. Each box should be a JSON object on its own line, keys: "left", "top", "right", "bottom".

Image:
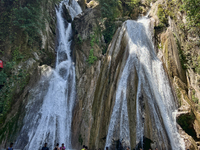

{"left": 42, "top": 143, "right": 49, "bottom": 150}
{"left": 106, "top": 147, "right": 109, "bottom": 150}
{"left": 6, "top": 143, "right": 13, "bottom": 150}
{"left": 54, "top": 143, "right": 60, "bottom": 150}
{"left": 85, "top": 146, "right": 88, "bottom": 150}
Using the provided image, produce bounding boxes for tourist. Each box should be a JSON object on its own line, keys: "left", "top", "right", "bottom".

{"left": 42, "top": 143, "right": 49, "bottom": 150}
{"left": 85, "top": 146, "right": 88, "bottom": 150}
{"left": 54, "top": 143, "right": 60, "bottom": 150}
{"left": 82, "top": 145, "right": 86, "bottom": 150}
{"left": 60, "top": 143, "right": 66, "bottom": 150}
{"left": 106, "top": 147, "right": 109, "bottom": 150}
{"left": 126, "top": 146, "right": 130, "bottom": 150}
{"left": 6, "top": 143, "right": 13, "bottom": 150}
{"left": 139, "top": 148, "right": 142, "bottom": 150}
{"left": 155, "top": 148, "right": 158, "bottom": 150}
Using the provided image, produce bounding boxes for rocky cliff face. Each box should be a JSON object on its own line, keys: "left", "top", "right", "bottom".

{"left": 71, "top": 7, "right": 105, "bottom": 149}
{"left": 71, "top": 0, "right": 200, "bottom": 149}
{"left": 0, "top": 0, "right": 60, "bottom": 148}
{"left": 71, "top": 2, "right": 182, "bottom": 150}
{"left": 149, "top": 0, "right": 200, "bottom": 149}
{"left": 0, "top": 0, "right": 200, "bottom": 149}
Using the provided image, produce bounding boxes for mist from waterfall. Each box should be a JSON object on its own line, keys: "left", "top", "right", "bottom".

{"left": 105, "top": 17, "right": 185, "bottom": 150}
{"left": 14, "top": 1, "right": 82, "bottom": 149}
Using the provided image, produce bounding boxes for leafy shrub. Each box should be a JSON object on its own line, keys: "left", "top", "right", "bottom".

{"left": 77, "top": 34, "right": 83, "bottom": 44}
{"left": 98, "top": 0, "right": 119, "bottom": 20}
{"left": 157, "top": 4, "right": 168, "bottom": 26}
{"left": 181, "top": 0, "right": 200, "bottom": 28}
{"left": 192, "top": 90, "right": 199, "bottom": 104}
{"left": 0, "top": 71, "right": 7, "bottom": 86}
{"left": 195, "top": 56, "right": 200, "bottom": 74}
{"left": 12, "top": 47, "right": 24, "bottom": 62}
{"left": 78, "top": 134, "right": 83, "bottom": 145}
{"left": 13, "top": 4, "right": 44, "bottom": 41}
{"left": 103, "top": 21, "right": 116, "bottom": 44}
{"left": 0, "top": 66, "right": 29, "bottom": 124}
{"left": 0, "top": 0, "right": 47, "bottom": 45}
{"left": 125, "top": 0, "right": 140, "bottom": 9}
{"left": 87, "top": 49, "right": 97, "bottom": 64}
{"left": 87, "top": 34, "right": 97, "bottom": 64}
{"left": 97, "top": 0, "right": 120, "bottom": 52}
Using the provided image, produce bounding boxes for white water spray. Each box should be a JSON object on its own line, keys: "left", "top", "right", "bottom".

{"left": 105, "top": 17, "right": 185, "bottom": 150}
{"left": 15, "top": 1, "right": 82, "bottom": 149}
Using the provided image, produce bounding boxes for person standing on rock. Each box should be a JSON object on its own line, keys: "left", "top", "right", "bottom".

{"left": 54, "top": 143, "right": 60, "bottom": 150}
{"left": 6, "top": 143, "right": 13, "bottom": 150}
{"left": 60, "top": 143, "right": 66, "bottom": 150}
{"left": 42, "top": 143, "right": 49, "bottom": 150}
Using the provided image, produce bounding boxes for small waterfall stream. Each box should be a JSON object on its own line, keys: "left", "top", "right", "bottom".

{"left": 105, "top": 17, "right": 185, "bottom": 150}
{"left": 15, "top": 1, "right": 82, "bottom": 149}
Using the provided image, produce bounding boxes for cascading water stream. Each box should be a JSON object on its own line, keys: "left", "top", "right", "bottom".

{"left": 105, "top": 16, "right": 185, "bottom": 149}
{"left": 15, "top": 1, "right": 82, "bottom": 149}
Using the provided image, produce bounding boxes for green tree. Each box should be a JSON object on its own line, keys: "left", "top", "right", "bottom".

{"left": 181, "top": 0, "right": 200, "bottom": 28}
{"left": 98, "top": 0, "right": 120, "bottom": 20}
{"left": 98, "top": 0, "right": 120, "bottom": 43}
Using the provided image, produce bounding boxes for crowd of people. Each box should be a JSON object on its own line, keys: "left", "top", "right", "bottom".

{"left": 5, "top": 142, "right": 190, "bottom": 150}
{"left": 81, "top": 145, "right": 158, "bottom": 150}
{"left": 126, "top": 147, "right": 157, "bottom": 150}
{"left": 42, "top": 143, "right": 66, "bottom": 150}
{"left": 41, "top": 143, "right": 160, "bottom": 150}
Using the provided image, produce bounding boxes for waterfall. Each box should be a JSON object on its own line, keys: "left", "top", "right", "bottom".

{"left": 105, "top": 17, "right": 185, "bottom": 149}
{"left": 15, "top": 1, "right": 82, "bottom": 149}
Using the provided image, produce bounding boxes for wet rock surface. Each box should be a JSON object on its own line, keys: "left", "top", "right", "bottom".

{"left": 71, "top": 16, "right": 180, "bottom": 150}
{"left": 150, "top": 0, "right": 200, "bottom": 148}
{"left": 0, "top": 0, "right": 58, "bottom": 147}
{"left": 62, "top": 3, "right": 73, "bottom": 23}
{"left": 0, "top": 0, "right": 200, "bottom": 149}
